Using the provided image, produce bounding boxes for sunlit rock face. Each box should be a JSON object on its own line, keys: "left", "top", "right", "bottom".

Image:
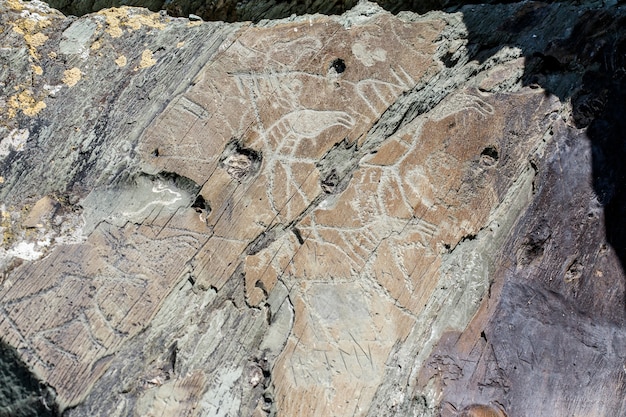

{"left": 1, "top": 0, "right": 626, "bottom": 416}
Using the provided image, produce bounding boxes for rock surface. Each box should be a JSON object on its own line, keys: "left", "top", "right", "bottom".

{"left": 1, "top": 0, "right": 626, "bottom": 416}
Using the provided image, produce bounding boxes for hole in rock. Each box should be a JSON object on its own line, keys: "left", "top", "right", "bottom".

{"left": 321, "top": 169, "right": 339, "bottom": 194}
{"left": 246, "top": 227, "right": 279, "bottom": 255}
{"left": 441, "top": 51, "right": 458, "bottom": 68}
{"left": 191, "top": 194, "right": 211, "bottom": 215}
{"left": 292, "top": 227, "right": 304, "bottom": 244}
{"left": 262, "top": 395, "right": 273, "bottom": 411}
{"left": 155, "top": 171, "right": 202, "bottom": 195}
{"left": 480, "top": 146, "right": 499, "bottom": 167}
{"left": 330, "top": 58, "right": 346, "bottom": 74}
{"left": 220, "top": 139, "right": 262, "bottom": 182}
{"left": 255, "top": 280, "right": 269, "bottom": 298}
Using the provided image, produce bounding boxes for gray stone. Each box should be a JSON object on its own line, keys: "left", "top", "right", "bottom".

{"left": 2, "top": 1, "right": 626, "bottom": 416}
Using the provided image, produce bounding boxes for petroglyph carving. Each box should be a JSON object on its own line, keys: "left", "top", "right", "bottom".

{"left": 245, "top": 87, "right": 560, "bottom": 417}
{"left": 263, "top": 108, "right": 355, "bottom": 217}
{"left": 176, "top": 96, "right": 210, "bottom": 119}
{"left": 0, "top": 2, "right": 610, "bottom": 417}
{"left": 2, "top": 7, "right": 533, "bottom": 416}
{"left": 356, "top": 66, "right": 416, "bottom": 116}
{"left": 267, "top": 109, "right": 355, "bottom": 154}
{"left": 233, "top": 35, "right": 324, "bottom": 69}
{"left": 0, "top": 209, "right": 207, "bottom": 405}
{"left": 429, "top": 91, "right": 495, "bottom": 122}
{"left": 352, "top": 42, "right": 387, "bottom": 67}
{"left": 446, "top": 403, "right": 508, "bottom": 417}
{"left": 121, "top": 180, "right": 183, "bottom": 217}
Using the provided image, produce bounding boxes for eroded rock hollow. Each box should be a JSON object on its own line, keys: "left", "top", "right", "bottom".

{"left": 1, "top": 0, "right": 626, "bottom": 416}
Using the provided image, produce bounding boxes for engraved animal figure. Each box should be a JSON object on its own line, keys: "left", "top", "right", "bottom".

{"left": 267, "top": 109, "right": 355, "bottom": 155}
{"left": 234, "top": 36, "right": 323, "bottom": 69}
{"left": 429, "top": 92, "right": 495, "bottom": 122}
{"left": 356, "top": 66, "right": 416, "bottom": 117}
{"left": 264, "top": 109, "right": 355, "bottom": 218}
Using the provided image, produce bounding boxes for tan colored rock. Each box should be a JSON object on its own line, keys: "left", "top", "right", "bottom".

{"left": 0, "top": 3, "right": 447, "bottom": 410}
{"left": 262, "top": 89, "right": 556, "bottom": 415}
{"left": 4, "top": 1, "right": 624, "bottom": 417}
{"left": 22, "top": 196, "right": 59, "bottom": 228}
{"left": 0, "top": 1, "right": 534, "bottom": 412}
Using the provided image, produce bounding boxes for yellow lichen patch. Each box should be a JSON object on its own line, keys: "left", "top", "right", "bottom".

{"left": 37, "top": 18, "right": 53, "bottom": 29}
{"left": 124, "top": 13, "right": 166, "bottom": 31}
{"left": 90, "top": 40, "right": 102, "bottom": 50}
{"left": 48, "top": 51, "right": 57, "bottom": 59}
{"left": 12, "top": 20, "right": 32, "bottom": 34}
{"left": 98, "top": 7, "right": 165, "bottom": 38}
{"left": 6, "top": 106, "right": 16, "bottom": 120}
{"left": 176, "top": 41, "right": 185, "bottom": 48}
{"left": 107, "top": 24, "right": 123, "bottom": 38}
{"left": 11, "top": 17, "right": 50, "bottom": 58}
{"left": 22, "top": 101, "right": 46, "bottom": 117}
{"left": 7, "top": 0, "right": 24, "bottom": 10}
{"left": 62, "top": 67, "right": 82, "bottom": 87}
{"left": 27, "top": 32, "right": 48, "bottom": 48}
{"left": 0, "top": 177, "right": 4, "bottom": 184}
{"left": 8, "top": 90, "right": 46, "bottom": 117}
{"left": 32, "top": 65, "right": 43, "bottom": 75}
{"left": 115, "top": 55, "right": 127, "bottom": 67}
{"left": 99, "top": 9, "right": 124, "bottom": 38}
{"left": 138, "top": 49, "right": 156, "bottom": 69}
{"left": 188, "top": 21, "right": 202, "bottom": 27}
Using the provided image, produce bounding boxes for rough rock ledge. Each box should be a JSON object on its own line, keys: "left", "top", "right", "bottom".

{"left": 1, "top": 0, "right": 626, "bottom": 416}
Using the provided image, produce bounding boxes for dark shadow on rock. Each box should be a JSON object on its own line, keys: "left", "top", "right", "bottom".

{"left": 568, "top": 12, "right": 626, "bottom": 272}
{"left": 460, "top": 3, "right": 626, "bottom": 275}
{"left": 0, "top": 339, "right": 59, "bottom": 417}
{"left": 414, "top": 4, "right": 626, "bottom": 415}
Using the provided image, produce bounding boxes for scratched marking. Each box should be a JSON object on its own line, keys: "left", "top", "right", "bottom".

{"left": 267, "top": 109, "right": 355, "bottom": 154}
{"left": 428, "top": 91, "right": 495, "bottom": 122}
{"left": 176, "top": 96, "right": 210, "bottom": 119}
{"left": 121, "top": 181, "right": 183, "bottom": 218}
{"left": 355, "top": 66, "right": 415, "bottom": 117}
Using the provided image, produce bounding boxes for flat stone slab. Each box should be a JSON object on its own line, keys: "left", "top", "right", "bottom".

{"left": 2, "top": 1, "right": 626, "bottom": 416}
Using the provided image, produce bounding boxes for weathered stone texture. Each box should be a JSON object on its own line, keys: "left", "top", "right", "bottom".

{"left": 1, "top": 0, "right": 626, "bottom": 416}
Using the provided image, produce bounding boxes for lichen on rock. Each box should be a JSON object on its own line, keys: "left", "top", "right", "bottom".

{"left": 1, "top": 0, "right": 626, "bottom": 416}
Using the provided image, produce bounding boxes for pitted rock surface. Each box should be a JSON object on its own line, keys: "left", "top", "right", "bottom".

{"left": 2, "top": 0, "right": 626, "bottom": 416}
